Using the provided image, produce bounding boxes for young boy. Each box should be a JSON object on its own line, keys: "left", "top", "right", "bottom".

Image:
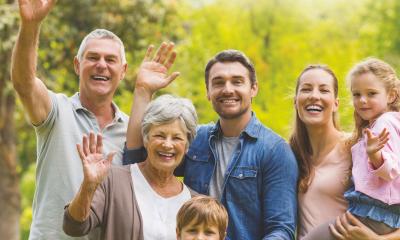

{"left": 176, "top": 196, "right": 228, "bottom": 240}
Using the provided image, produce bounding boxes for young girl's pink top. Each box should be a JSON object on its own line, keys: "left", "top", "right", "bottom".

{"left": 351, "top": 111, "right": 400, "bottom": 205}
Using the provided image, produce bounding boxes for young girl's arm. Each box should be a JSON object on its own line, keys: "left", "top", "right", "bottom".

{"left": 366, "top": 115, "right": 400, "bottom": 181}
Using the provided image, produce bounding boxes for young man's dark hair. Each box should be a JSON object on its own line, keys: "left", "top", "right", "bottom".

{"left": 204, "top": 49, "right": 257, "bottom": 88}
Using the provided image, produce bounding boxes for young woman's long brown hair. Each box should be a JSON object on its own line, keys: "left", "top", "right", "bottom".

{"left": 289, "top": 65, "right": 339, "bottom": 193}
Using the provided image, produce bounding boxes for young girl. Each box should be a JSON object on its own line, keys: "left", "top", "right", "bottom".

{"left": 304, "top": 58, "right": 400, "bottom": 239}
{"left": 336, "top": 58, "right": 400, "bottom": 235}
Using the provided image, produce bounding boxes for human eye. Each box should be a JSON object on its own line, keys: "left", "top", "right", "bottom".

{"left": 211, "top": 78, "right": 224, "bottom": 87}
{"left": 300, "top": 87, "right": 311, "bottom": 92}
{"left": 186, "top": 228, "right": 198, "bottom": 234}
{"left": 368, "top": 91, "right": 377, "bottom": 97}
{"left": 152, "top": 134, "right": 164, "bottom": 139}
{"left": 204, "top": 229, "right": 217, "bottom": 236}
{"left": 352, "top": 92, "right": 360, "bottom": 97}
{"left": 87, "top": 55, "right": 98, "bottom": 61}
{"left": 232, "top": 78, "right": 244, "bottom": 85}
{"left": 173, "top": 136, "right": 184, "bottom": 141}
{"left": 106, "top": 57, "right": 117, "bottom": 64}
{"left": 320, "top": 87, "right": 330, "bottom": 93}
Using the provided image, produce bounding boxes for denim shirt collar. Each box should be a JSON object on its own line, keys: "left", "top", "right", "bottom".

{"left": 71, "top": 92, "right": 125, "bottom": 123}
{"left": 209, "top": 112, "right": 261, "bottom": 139}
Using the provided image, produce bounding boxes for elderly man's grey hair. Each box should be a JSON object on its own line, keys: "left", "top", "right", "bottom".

{"left": 76, "top": 29, "right": 126, "bottom": 64}
{"left": 142, "top": 95, "right": 198, "bottom": 148}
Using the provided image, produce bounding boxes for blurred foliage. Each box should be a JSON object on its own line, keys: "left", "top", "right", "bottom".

{"left": 1, "top": 0, "right": 400, "bottom": 238}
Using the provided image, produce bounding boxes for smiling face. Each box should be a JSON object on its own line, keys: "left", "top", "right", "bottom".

{"left": 351, "top": 72, "right": 395, "bottom": 124}
{"left": 206, "top": 61, "right": 258, "bottom": 121}
{"left": 144, "top": 119, "right": 188, "bottom": 173}
{"left": 177, "top": 222, "right": 221, "bottom": 240}
{"left": 74, "top": 38, "right": 127, "bottom": 101}
{"left": 295, "top": 68, "right": 338, "bottom": 128}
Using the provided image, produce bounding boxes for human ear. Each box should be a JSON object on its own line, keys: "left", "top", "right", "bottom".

{"left": 73, "top": 57, "right": 80, "bottom": 75}
{"left": 388, "top": 89, "right": 398, "bottom": 105}
{"left": 176, "top": 228, "right": 181, "bottom": 240}
{"left": 333, "top": 98, "right": 339, "bottom": 113}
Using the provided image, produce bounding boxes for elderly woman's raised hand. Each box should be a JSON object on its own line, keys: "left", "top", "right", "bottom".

{"left": 18, "top": 0, "right": 57, "bottom": 25}
{"left": 76, "top": 132, "right": 115, "bottom": 187}
{"left": 135, "top": 42, "right": 180, "bottom": 95}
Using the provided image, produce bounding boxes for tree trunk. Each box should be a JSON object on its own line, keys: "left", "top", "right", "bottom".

{"left": 0, "top": 2, "right": 20, "bottom": 239}
{"left": 0, "top": 91, "right": 20, "bottom": 240}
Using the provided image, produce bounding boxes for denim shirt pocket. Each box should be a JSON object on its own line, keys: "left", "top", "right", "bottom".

{"left": 184, "top": 147, "right": 211, "bottom": 194}
{"left": 226, "top": 166, "right": 258, "bottom": 204}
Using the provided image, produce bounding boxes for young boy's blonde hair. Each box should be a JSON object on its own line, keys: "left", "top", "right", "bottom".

{"left": 176, "top": 196, "right": 228, "bottom": 240}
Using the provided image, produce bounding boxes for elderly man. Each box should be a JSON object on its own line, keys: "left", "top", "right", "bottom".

{"left": 124, "top": 49, "right": 299, "bottom": 239}
{"left": 11, "top": 1, "right": 179, "bottom": 239}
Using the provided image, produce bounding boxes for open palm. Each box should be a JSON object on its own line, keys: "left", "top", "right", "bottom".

{"left": 135, "top": 42, "right": 180, "bottom": 94}
{"left": 18, "top": 0, "right": 56, "bottom": 23}
{"left": 365, "top": 128, "right": 389, "bottom": 155}
{"left": 76, "top": 132, "right": 115, "bottom": 186}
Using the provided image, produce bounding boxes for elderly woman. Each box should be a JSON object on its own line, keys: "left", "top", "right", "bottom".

{"left": 63, "top": 94, "right": 198, "bottom": 240}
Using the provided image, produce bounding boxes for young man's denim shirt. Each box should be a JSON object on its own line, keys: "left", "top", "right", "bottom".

{"left": 123, "top": 114, "right": 298, "bottom": 240}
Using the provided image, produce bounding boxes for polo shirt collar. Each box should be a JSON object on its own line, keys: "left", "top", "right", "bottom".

{"left": 71, "top": 92, "right": 125, "bottom": 122}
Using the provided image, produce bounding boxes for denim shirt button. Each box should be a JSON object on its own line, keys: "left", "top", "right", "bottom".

{"left": 193, "top": 155, "right": 197, "bottom": 160}
{"left": 238, "top": 173, "right": 243, "bottom": 178}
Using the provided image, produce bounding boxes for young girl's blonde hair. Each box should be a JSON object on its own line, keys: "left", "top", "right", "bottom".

{"left": 347, "top": 58, "right": 400, "bottom": 147}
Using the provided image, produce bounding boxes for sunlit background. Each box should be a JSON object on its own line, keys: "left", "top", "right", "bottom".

{"left": 1, "top": 0, "right": 399, "bottom": 238}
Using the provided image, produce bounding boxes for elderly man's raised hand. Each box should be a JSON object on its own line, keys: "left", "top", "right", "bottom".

{"left": 135, "top": 42, "right": 180, "bottom": 95}
{"left": 76, "top": 132, "right": 115, "bottom": 187}
{"left": 18, "top": 0, "right": 57, "bottom": 25}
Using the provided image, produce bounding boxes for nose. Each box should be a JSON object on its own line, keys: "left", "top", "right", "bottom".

{"left": 308, "top": 89, "right": 322, "bottom": 100}
{"left": 360, "top": 95, "right": 367, "bottom": 103}
{"left": 222, "top": 82, "right": 234, "bottom": 94}
{"left": 161, "top": 138, "right": 173, "bottom": 149}
{"left": 96, "top": 57, "right": 107, "bottom": 70}
{"left": 195, "top": 234, "right": 205, "bottom": 240}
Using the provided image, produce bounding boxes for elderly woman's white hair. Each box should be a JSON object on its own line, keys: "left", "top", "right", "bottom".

{"left": 141, "top": 95, "right": 198, "bottom": 147}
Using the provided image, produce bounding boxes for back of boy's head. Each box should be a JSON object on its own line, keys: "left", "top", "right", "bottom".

{"left": 176, "top": 196, "right": 228, "bottom": 240}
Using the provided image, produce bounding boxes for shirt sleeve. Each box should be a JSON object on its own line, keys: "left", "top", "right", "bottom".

{"left": 261, "top": 140, "right": 298, "bottom": 240}
{"left": 34, "top": 90, "right": 58, "bottom": 134}
{"left": 122, "top": 145, "right": 147, "bottom": 165}
{"left": 368, "top": 114, "right": 400, "bottom": 181}
{"left": 63, "top": 175, "right": 108, "bottom": 236}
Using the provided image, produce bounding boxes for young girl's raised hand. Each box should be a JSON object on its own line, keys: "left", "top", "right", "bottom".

{"left": 365, "top": 128, "right": 389, "bottom": 169}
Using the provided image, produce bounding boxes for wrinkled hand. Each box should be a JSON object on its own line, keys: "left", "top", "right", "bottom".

{"left": 18, "top": 0, "right": 57, "bottom": 24}
{"left": 329, "top": 212, "right": 381, "bottom": 240}
{"left": 76, "top": 132, "right": 115, "bottom": 187}
{"left": 135, "top": 42, "right": 180, "bottom": 95}
{"left": 365, "top": 128, "right": 389, "bottom": 155}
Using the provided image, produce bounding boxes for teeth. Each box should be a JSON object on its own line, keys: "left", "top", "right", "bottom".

{"left": 306, "top": 105, "right": 322, "bottom": 112}
{"left": 92, "top": 75, "right": 109, "bottom": 81}
{"left": 158, "top": 152, "right": 174, "bottom": 157}
{"left": 221, "top": 99, "right": 236, "bottom": 103}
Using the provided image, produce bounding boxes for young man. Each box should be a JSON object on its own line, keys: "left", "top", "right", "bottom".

{"left": 124, "top": 49, "right": 298, "bottom": 239}
{"left": 12, "top": 1, "right": 129, "bottom": 239}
